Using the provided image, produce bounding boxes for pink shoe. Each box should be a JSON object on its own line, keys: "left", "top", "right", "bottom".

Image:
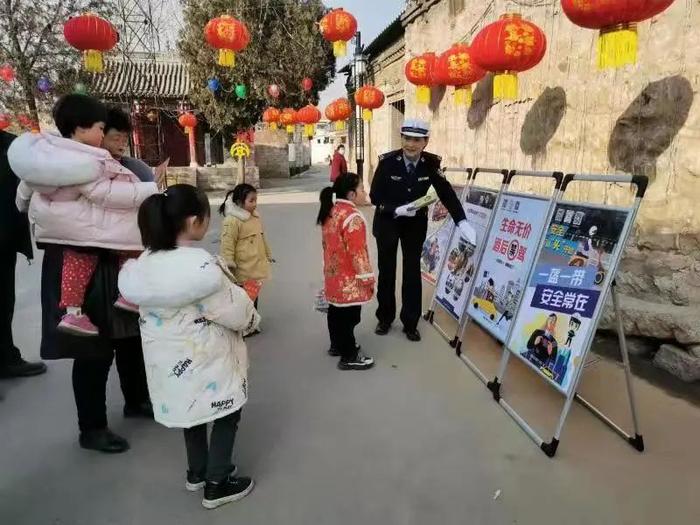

{"left": 58, "top": 313, "right": 99, "bottom": 337}
{"left": 114, "top": 296, "right": 139, "bottom": 313}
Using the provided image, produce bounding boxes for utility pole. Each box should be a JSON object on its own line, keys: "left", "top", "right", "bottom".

{"left": 351, "top": 32, "right": 366, "bottom": 180}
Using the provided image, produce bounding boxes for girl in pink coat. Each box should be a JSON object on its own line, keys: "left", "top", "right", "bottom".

{"left": 9, "top": 94, "right": 159, "bottom": 336}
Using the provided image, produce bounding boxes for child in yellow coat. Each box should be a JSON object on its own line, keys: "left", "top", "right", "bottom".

{"left": 219, "top": 184, "right": 273, "bottom": 327}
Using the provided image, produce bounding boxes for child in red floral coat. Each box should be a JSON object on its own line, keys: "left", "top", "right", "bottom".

{"left": 317, "top": 173, "right": 375, "bottom": 371}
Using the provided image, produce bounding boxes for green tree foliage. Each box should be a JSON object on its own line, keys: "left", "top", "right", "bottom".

{"left": 0, "top": 1, "right": 109, "bottom": 126}
{"left": 179, "top": 0, "right": 336, "bottom": 132}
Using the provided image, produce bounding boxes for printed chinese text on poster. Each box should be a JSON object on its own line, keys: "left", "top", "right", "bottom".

{"left": 507, "top": 203, "right": 630, "bottom": 394}
{"left": 434, "top": 187, "right": 497, "bottom": 321}
{"left": 467, "top": 194, "right": 550, "bottom": 343}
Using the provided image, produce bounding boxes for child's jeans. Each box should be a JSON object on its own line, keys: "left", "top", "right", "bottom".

{"left": 60, "top": 249, "right": 139, "bottom": 309}
{"left": 183, "top": 410, "right": 242, "bottom": 483}
{"left": 327, "top": 304, "right": 361, "bottom": 361}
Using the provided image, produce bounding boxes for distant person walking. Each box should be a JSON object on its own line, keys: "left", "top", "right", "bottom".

{"left": 330, "top": 144, "right": 348, "bottom": 183}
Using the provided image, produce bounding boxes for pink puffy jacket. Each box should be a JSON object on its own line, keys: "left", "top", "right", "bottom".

{"left": 8, "top": 132, "right": 158, "bottom": 251}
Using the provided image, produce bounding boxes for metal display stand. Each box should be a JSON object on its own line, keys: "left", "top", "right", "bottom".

{"left": 424, "top": 168, "right": 509, "bottom": 346}
{"left": 455, "top": 170, "right": 564, "bottom": 385}
{"left": 485, "top": 174, "right": 648, "bottom": 458}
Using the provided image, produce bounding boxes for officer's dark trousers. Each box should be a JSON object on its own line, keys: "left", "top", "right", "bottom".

{"left": 375, "top": 215, "right": 428, "bottom": 331}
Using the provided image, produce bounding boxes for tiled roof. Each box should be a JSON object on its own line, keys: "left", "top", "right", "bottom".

{"left": 91, "top": 53, "right": 190, "bottom": 99}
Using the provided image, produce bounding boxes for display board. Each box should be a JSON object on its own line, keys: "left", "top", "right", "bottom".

{"left": 434, "top": 186, "right": 497, "bottom": 321}
{"left": 507, "top": 202, "right": 630, "bottom": 394}
{"left": 420, "top": 185, "right": 464, "bottom": 285}
{"left": 467, "top": 193, "right": 551, "bottom": 343}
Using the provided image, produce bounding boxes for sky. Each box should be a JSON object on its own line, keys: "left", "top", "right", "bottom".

{"left": 318, "top": 0, "right": 405, "bottom": 108}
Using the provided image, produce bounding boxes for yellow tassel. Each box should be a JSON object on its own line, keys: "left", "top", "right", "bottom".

{"left": 362, "top": 109, "right": 372, "bottom": 121}
{"left": 333, "top": 41, "right": 347, "bottom": 57}
{"left": 218, "top": 49, "right": 235, "bottom": 68}
{"left": 270, "top": 122, "right": 278, "bottom": 131}
{"left": 598, "top": 25, "right": 637, "bottom": 70}
{"left": 304, "top": 124, "right": 315, "bottom": 137}
{"left": 335, "top": 121, "right": 346, "bottom": 131}
{"left": 416, "top": 85, "right": 431, "bottom": 105}
{"left": 84, "top": 50, "right": 104, "bottom": 73}
{"left": 286, "top": 125, "right": 294, "bottom": 134}
{"left": 493, "top": 73, "right": 518, "bottom": 101}
{"left": 454, "top": 86, "right": 473, "bottom": 107}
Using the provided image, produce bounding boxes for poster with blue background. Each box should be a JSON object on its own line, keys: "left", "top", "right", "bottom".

{"left": 507, "top": 203, "right": 630, "bottom": 394}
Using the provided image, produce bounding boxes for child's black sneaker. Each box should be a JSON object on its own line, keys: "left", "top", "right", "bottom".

{"left": 202, "top": 476, "right": 255, "bottom": 509}
{"left": 186, "top": 465, "right": 238, "bottom": 492}
{"left": 338, "top": 352, "right": 374, "bottom": 371}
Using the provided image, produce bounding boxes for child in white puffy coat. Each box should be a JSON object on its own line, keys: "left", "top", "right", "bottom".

{"left": 118, "top": 184, "right": 259, "bottom": 510}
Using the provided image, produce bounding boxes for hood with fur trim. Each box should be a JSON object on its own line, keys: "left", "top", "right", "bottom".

{"left": 7, "top": 131, "right": 109, "bottom": 187}
{"left": 224, "top": 200, "right": 259, "bottom": 221}
{"left": 119, "top": 247, "right": 224, "bottom": 309}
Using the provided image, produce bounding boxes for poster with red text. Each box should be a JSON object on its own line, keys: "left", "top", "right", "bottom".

{"left": 467, "top": 194, "right": 551, "bottom": 343}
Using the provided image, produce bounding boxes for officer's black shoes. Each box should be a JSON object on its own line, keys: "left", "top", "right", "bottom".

{"left": 375, "top": 323, "right": 391, "bottom": 336}
{"left": 202, "top": 476, "right": 255, "bottom": 510}
{"left": 338, "top": 352, "right": 375, "bottom": 371}
{"left": 79, "top": 429, "right": 130, "bottom": 454}
{"left": 403, "top": 328, "right": 422, "bottom": 342}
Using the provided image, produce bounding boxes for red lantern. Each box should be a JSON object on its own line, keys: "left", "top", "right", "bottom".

{"left": 0, "top": 64, "right": 15, "bottom": 83}
{"left": 319, "top": 8, "right": 358, "bottom": 57}
{"left": 301, "top": 77, "right": 314, "bottom": 92}
{"left": 405, "top": 52, "right": 437, "bottom": 105}
{"left": 268, "top": 84, "right": 281, "bottom": 99}
{"left": 435, "top": 44, "right": 486, "bottom": 107}
{"left": 0, "top": 114, "right": 10, "bottom": 130}
{"left": 178, "top": 112, "right": 197, "bottom": 132}
{"left": 471, "top": 14, "right": 547, "bottom": 100}
{"left": 561, "top": 0, "right": 674, "bottom": 69}
{"left": 262, "top": 107, "right": 281, "bottom": 130}
{"left": 325, "top": 98, "right": 352, "bottom": 130}
{"left": 279, "top": 108, "right": 298, "bottom": 134}
{"left": 63, "top": 14, "right": 119, "bottom": 73}
{"left": 297, "top": 104, "right": 322, "bottom": 138}
{"left": 204, "top": 15, "right": 250, "bottom": 68}
{"left": 354, "top": 85, "right": 385, "bottom": 122}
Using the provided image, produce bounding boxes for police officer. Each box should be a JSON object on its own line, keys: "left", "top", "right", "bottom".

{"left": 370, "top": 119, "right": 475, "bottom": 342}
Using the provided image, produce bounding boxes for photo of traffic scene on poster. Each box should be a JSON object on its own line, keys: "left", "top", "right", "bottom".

{"left": 434, "top": 187, "right": 497, "bottom": 321}
{"left": 421, "top": 185, "right": 464, "bottom": 285}
{"left": 507, "top": 203, "right": 630, "bottom": 394}
{"left": 467, "top": 194, "right": 551, "bottom": 343}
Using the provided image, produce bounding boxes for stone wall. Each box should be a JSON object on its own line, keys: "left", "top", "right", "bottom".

{"left": 166, "top": 165, "right": 259, "bottom": 191}
{"left": 364, "top": 0, "right": 700, "bottom": 381}
{"left": 255, "top": 129, "right": 311, "bottom": 178}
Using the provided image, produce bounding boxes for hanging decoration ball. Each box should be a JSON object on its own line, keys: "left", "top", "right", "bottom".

{"left": 325, "top": 98, "right": 352, "bottom": 130}
{"left": 73, "top": 82, "right": 88, "bottom": 94}
{"left": 268, "top": 84, "right": 281, "bottom": 99}
{"left": 301, "top": 77, "right": 314, "bottom": 92}
{"left": 561, "top": 0, "right": 674, "bottom": 69}
{"left": 405, "top": 52, "right": 438, "bottom": 105}
{"left": 178, "top": 112, "right": 198, "bottom": 134}
{"left": 435, "top": 44, "right": 486, "bottom": 107}
{"left": 235, "top": 84, "right": 247, "bottom": 100}
{"left": 262, "top": 107, "right": 281, "bottom": 130}
{"left": 471, "top": 13, "right": 547, "bottom": 101}
{"left": 0, "top": 114, "right": 11, "bottom": 130}
{"left": 354, "top": 85, "right": 385, "bottom": 122}
{"left": 279, "top": 108, "right": 298, "bottom": 135}
{"left": 319, "top": 8, "right": 358, "bottom": 57}
{"left": 204, "top": 15, "right": 250, "bottom": 68}
{"left": 63, "top": 13, "right": 119, "bottom": 73}
{"left": 297, "top": 104, "right": 322, "bottom": 138}
{"left": 146, "top": 109, "right": 159, "bottom": 122}
{"left": 0, "top": 64, "right": 15, "bottom": 83}
{"left": 207, "top": 78, "right": 221, "bottom": 92}
{"left": 37, "top": 76, "right": 53, "bottom": 93}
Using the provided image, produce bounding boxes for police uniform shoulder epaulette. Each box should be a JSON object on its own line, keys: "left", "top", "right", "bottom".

{"left": 422, "top": 151, "right": 442, "bottom": 163}
{"left": 378, "top": 149, "right": 402, "bottom": 162}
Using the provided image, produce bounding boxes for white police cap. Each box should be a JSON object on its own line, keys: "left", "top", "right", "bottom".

{"left": 401, "top": 118, "right": 430, "bottom": 138}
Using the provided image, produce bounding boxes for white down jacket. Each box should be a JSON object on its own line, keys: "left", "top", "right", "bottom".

{"left": 118, "top": 247, "right": 260, "bottom": 428}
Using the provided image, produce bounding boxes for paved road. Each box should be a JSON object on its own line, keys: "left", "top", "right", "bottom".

{"left": 1, "top": 165, "right": 699, "bottom": 524}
